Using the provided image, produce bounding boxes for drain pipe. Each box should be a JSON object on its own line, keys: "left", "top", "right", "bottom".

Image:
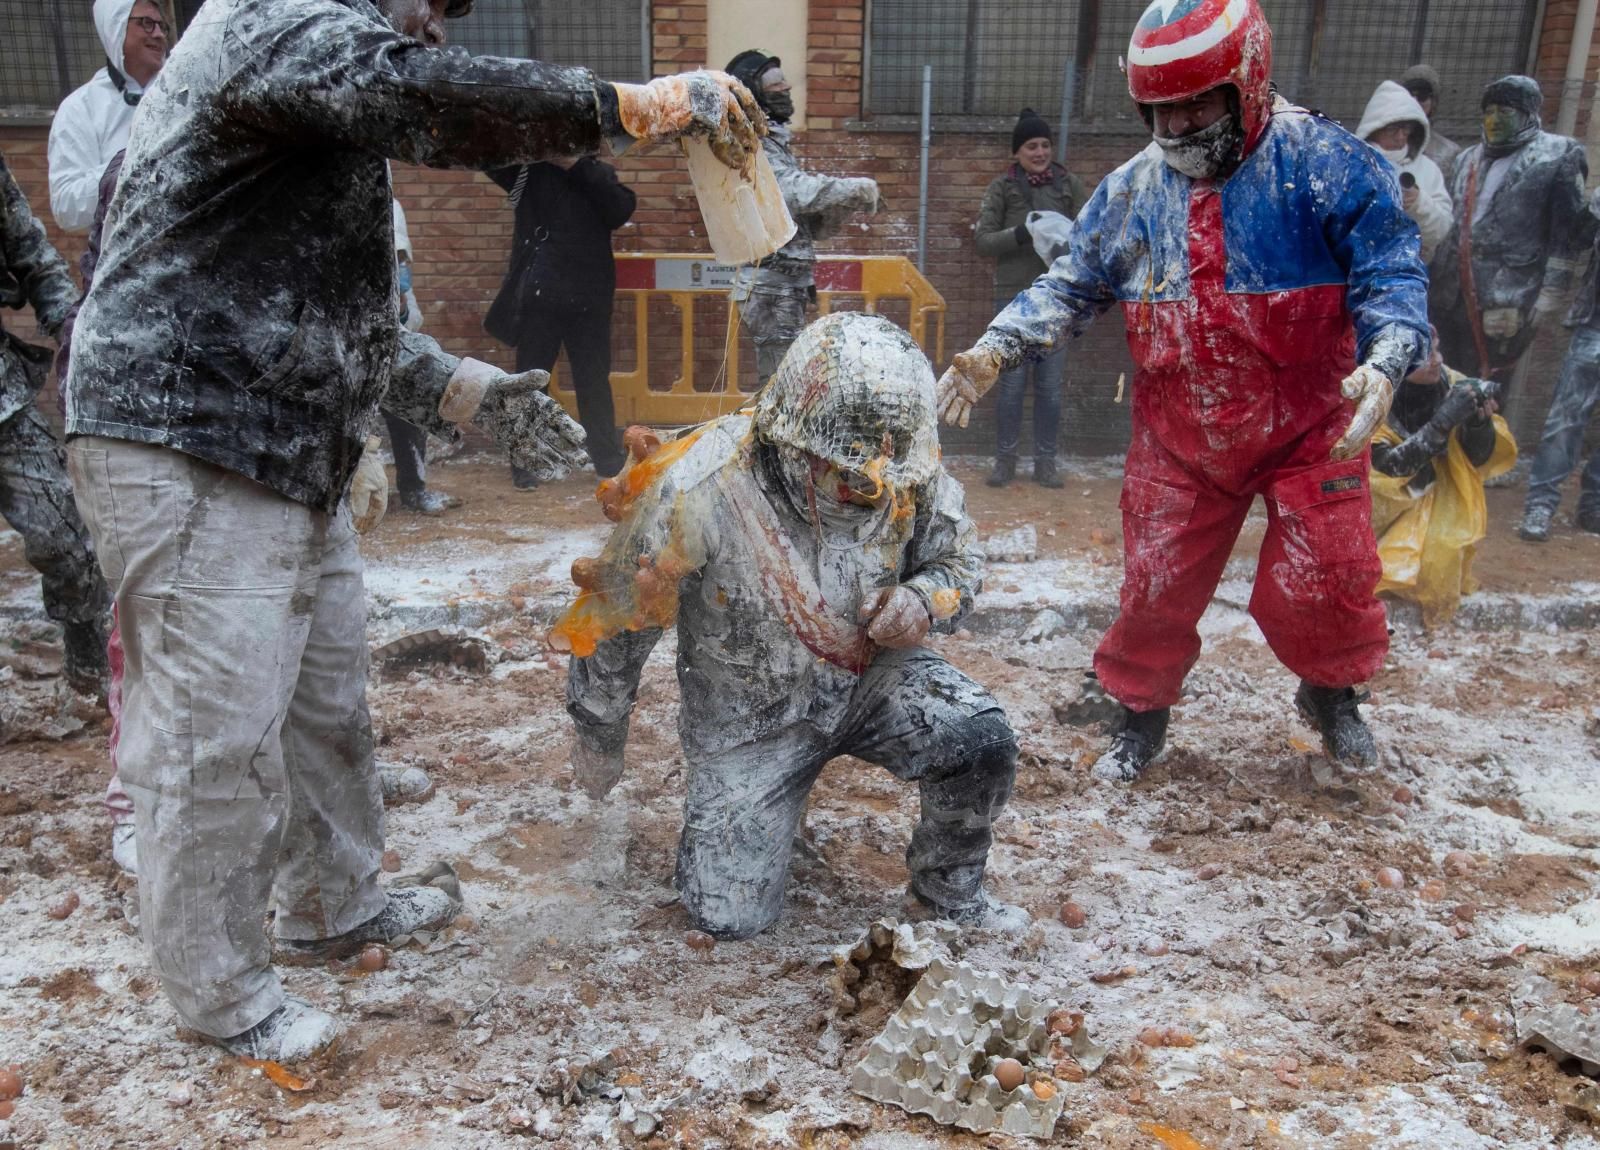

{"left": 917, "top": 64, "right": 932, "bottom": 274}
{"left": 1557, "top": 0, "right": 1598, "bottom": 137}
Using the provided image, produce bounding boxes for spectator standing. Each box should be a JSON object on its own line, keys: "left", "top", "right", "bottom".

{"left": 47, "top": 0, "right": 169, "bottom": 232}
{"left": 1430, "top": 76, "right": 1589, "bottom": 389}
{"left": 1401, "top": 65, "right": 1463, "bottom": 184}
{"left": 974, "top": 109, "right": 1088, "bottom": 489}
{"left": 486, "top": 157, "right": 636, "bottom": 485}
{"left": 1356, "top": 81, "right": 1452, "bottom": 261}
{"left": 386, "top": 197, "right": 461, "bottom": 513}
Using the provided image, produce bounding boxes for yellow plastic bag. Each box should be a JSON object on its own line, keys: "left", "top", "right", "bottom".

{"left": 1370, "top": 403, "right": 1516, "bottom": 627}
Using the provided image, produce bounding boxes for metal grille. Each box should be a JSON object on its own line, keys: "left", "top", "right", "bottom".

{"left": 453, "top": 0, "right": 650, "bottom": 81}
{"left": 0, "top": 3, "right": 106, "bottom": 120}
{"left": 867, "top": 0, "right": 1544, "bottom": 136}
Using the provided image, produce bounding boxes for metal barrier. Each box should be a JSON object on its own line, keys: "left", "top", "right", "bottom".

{"left": 547, "top": 253, "right": 947, "bottom": 426}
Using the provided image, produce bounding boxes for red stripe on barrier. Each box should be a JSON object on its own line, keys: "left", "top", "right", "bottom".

{"left": 814, "top": 261, "right": 864, "bottom": 292}
{"left": 615, "top": 260, "right": 656, "bottom": 290}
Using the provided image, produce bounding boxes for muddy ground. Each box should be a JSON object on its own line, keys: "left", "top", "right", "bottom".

{"left": 1, "top": 454, "right": 1598, "bottom": 1149}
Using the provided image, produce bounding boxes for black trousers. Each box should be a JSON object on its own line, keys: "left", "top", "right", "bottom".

{"left": 514, "top": 301, "right": 625, "bottom": 477}
{"left": 382, "top": 412, "right": 428, "bottom": 496}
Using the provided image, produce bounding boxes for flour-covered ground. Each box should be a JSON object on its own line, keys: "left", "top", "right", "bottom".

{"left": 1, "top": 455, "right": 1598, "bottom": 1149}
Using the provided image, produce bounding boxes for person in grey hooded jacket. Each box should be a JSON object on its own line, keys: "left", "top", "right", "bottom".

{"left": 559, "top": 314, "right": 1021, "bottom": 941}
{"left": 1430, "top": 76, "right": 1590, "bottom": 389}
{"left": 62, "top": 0, "right": 764, "bottom": 1067}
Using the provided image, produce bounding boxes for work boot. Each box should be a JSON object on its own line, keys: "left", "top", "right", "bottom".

{"left": 1517, "top": 503, "right": 1554, "bottom": 542}
{"left": 111, "top": 822, "right": 138, "bottom": 876}
{"left": 510, "top": 465, "right": 540, "bottom": 491}
{"left": 397, "top": 488, "right": 461, "bottom": 515}
{"left": 909, "top": 890, "right": 1031, "bottom": 935}
{"left": 378, "top": 762, "right": 435, "bottom": 805}
{"left": 61, "top": 617, "right": 110, "bottom": 699}
{"left": 1577, "top": 507, "right": 1600, "bottom": 535}
{"left": 214, "top": 997, "right": 343, "bottom": 1064}
{"left": 1294, "top": 682, "right": 1377, "bottom": 768}
{"left": 1033, "top": 457, "right": 1064, "bottom": 489}
{"left": 276, "top": 885, "right": 461, "bottom": 964}
{"left": 1090, "top": 706, "right": 1170, "bottom": 782}
{"left": 986, "top": 457, "right": 1016, "bottom": 488}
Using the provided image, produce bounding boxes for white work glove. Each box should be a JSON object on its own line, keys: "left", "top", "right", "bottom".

{"left": 1534, "top": 286, "right": 1565, "bottom": 323}
{"left": 612, "top": 71, "right": 766, "bottom": 170}
{"left": 438, "top": 358, "right": 589, "bottom": 482}
{"left": 936, "top": 346, "right": 1005, "bottom": 428}
{"left": 571, "top": 735, "right": 626, "bottom": 800}
{"left": 1025, "top": 210, "right": 1075, "bottom": 265}
{"left": 1331, "top": 364, "right": 1396, "bottom": 461}
{"left": 1481, "top": 307, "right": 1524, "bottom": 340}
{"left": 858, "top": 585, "right": 932, "bottom": 650}
{"left": 349, "top": 435, "right": 389, "bottom": 534}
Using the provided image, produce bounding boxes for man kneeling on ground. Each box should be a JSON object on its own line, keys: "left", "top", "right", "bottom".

{"left": 556, "top": 313, "right": 1023, "bottom": 939}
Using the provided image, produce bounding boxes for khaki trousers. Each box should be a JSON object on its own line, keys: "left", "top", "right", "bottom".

{"left": 67, "top": 438, "right": 385, "bottom": 1038}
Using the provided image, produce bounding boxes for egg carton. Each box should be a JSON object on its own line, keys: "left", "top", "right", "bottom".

{"left": 829, "top": 917, "right": 958, "bottom": 1016}
{"left": 1515, "top": 974, "right": 1600, "bottom": 1076}
{"left": 849, "top": 958, "right": 1066, "bottom": 1138}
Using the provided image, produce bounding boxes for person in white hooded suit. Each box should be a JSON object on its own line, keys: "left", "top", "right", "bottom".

{"left": 47, "top": 0, "right": 170, "bottom": 232}
{"left": 1357, "top": 80, "right": 1453, "bottom": 261}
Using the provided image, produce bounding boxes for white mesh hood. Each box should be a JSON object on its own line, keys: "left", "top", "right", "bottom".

{"left": 753, "top": 313, "right": 940, "bottom": 490}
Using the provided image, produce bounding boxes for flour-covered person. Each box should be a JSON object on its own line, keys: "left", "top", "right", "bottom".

{"left": 63, "top": 0, "right": 764, "bottom": 1066}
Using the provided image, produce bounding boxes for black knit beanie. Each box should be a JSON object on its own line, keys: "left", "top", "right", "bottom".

{"left": 1482, "top": 75, "right": 1542, "bottom": 116}
{"left": 1011, "top": 108, "right": 1053, "bottom": 153}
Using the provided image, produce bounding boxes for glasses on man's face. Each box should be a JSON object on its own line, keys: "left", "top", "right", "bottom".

{"left": 129, "top": 15, "right": 171, "bottom": 38}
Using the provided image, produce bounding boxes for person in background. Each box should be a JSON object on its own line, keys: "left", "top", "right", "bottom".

{"left": 1356, "top": 81, "right": 1452, "bottom": 262}
{"left": 48, "top": 0, "right": 169, "bottom": 232}
{"left": 1401, "top": 64, "right": 1463, "bottom": 184}
{"left": 0, "top": 152, "right": 110, "bottom": 696}
{"left": 974, "top": 109, "right": 1089, "bottom": 489}
{"left": 485, "top": 156, "right": 636, "bottom": 487}
{"left": 385, "top": 197, "right": 461, "bottom": 514}
{"left": 1430, "top": 77, "right": 1589, "bottom": 392}
{"left": 724, "top": 50, "right": 880, "bottom": 385}
{"left": 1519, "top": 186, "right": 1600, "bottom": 542}
{"left": 1369, "top": 337, "right": 1515, "bottom": 624}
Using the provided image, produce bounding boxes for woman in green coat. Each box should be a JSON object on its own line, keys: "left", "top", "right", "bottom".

{"left": 974, "top": 109, "right": 1088, "bottom": 488}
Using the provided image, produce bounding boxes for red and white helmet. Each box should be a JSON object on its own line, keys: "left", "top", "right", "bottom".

{"left": 1126, "top": 0, "right": 1275, "bottom": 151}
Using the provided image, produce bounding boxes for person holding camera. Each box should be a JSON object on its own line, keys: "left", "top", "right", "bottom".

{"left": 1369, "top": 338, "right": 1514, "bottom": 623}
{"left": 1357, "top": 81, "right": 1452, "bottom": 261}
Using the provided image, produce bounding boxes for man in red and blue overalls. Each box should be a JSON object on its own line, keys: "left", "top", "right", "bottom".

{"left": 938, "top": 0, "right": 1430, "bottom": 780}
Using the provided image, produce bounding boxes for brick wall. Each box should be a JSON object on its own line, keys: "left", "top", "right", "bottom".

{"left": 5, "top": 0, "right": 1598, "bottom": 455}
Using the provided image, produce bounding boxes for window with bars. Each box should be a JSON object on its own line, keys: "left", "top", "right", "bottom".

{"left": 0, "top": 0, "right": 646, "bottom": 122}
{"left": 452, "top": 0, "right": 650, "bottom": 81}
{"left": 0, "top": 4, "right": 110, "bottom": 121}
{"left": 864, "top": 0, "right": 1544, "bottom": 138}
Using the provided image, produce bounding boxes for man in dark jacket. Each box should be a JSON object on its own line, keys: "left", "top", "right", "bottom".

{"left": 486, "top": 156, "right": 636, "bottom": 483}
{"left": 974, "top": 109, "right": 1089, "bottom": 489}
{"left": 0, "top": 151, "right": 110, "bottom": 696}
{"left": 1519, "top": 185, "right": 1600, "bottom": 541}
{"left": 1430, "top": 76, "right": 1589, "bottom": 389}
{"left": 62, "top": 0, "right": 763, "bottom": 1066}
